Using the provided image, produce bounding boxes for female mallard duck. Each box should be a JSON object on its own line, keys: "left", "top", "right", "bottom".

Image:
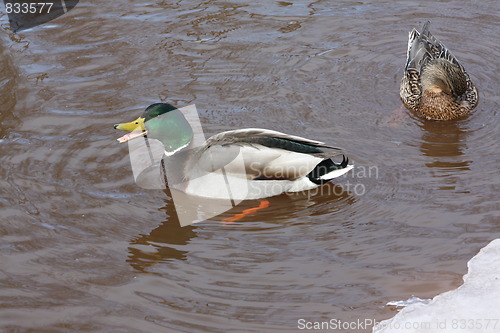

{"left": 400, "top": 21, "right": 478, "bottom": 120}
{"left": 114, "top": 103, "right": 353, "bottom": 200}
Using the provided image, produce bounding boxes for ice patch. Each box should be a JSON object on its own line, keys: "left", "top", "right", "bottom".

{"left": 374, "top": 238, "right": 500, "bottom": 333}
{"left": 387, "top": 297, "right": 431, "bottom": 308}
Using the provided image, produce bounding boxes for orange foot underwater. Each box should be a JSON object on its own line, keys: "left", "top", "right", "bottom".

{"left": 223, "top": 200, "right": 270, "bottom": 224}
{"left": 387, "top": 104, "right": 408, "bottom": 127}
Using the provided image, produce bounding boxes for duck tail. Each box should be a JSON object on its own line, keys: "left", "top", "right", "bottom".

{"left": 420, "top": 21, "right": 431, "bottom": 38}
{"left": 406, "top": 22, "right": 446, "bottom": 71}
{"left": 307, "top": 156, "right": 353, "bottom": 185}
{"left": 405, "top": 22, "right": 432, "bottom": 71}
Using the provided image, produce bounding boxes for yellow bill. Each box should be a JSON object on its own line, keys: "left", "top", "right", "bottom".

{"left": 114, "top": 117, "right": 147, "bottom": 143}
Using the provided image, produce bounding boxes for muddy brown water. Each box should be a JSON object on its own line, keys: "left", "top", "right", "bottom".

{"left": 0, "top": 0, "right": 499, "bottom": 332}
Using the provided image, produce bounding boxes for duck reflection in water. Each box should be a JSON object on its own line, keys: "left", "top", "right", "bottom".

{"left": 126, "top": 183, "right": 355, "bottom": 271}
{"left": 418, "top": 116, "right": 471, "bottom": 196}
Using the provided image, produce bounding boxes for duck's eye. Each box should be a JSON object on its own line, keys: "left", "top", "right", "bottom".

{"left": 135, "top": 122, "right": 138, "bottom": 124}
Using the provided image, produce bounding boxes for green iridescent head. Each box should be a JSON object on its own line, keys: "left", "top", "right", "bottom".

{"left": 114, "top": 103, "right": 193, "bottom": 154}
{"left": 143, "top": 103, "right": 193, "bottom": 153}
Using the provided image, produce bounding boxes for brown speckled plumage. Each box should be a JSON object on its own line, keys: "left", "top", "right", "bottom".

{"left": 400, "top": 22, "right": 478, "bottom": 120}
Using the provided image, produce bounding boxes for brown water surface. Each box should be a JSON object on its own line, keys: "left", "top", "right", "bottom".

{"left": 0, "top": 0, "right": 499, "bottom": 332}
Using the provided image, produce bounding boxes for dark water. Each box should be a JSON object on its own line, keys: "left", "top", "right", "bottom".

{"left": 0, "top": 0, "right": 499, "bottom": 332}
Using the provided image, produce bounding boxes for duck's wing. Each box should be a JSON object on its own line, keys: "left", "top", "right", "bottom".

{"left": 405, "top": 21, "right": 462, "bottom": 73}
{"left": 186, "top": 128, "right": 345, "bottom": 181}
{"left": 204, "top": 128, "right": 342, "bottom": 153}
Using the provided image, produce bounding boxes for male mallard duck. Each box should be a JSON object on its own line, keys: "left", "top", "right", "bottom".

{"left": 114, "top": 103, "right": 353, "bottom": 200}
{"left": 400, "top": 21, "right": 478, "bottom": 120}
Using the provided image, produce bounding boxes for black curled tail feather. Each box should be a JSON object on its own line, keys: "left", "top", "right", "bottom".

{"left": 307, "top": 155, "right": 349, "bottom": 185}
